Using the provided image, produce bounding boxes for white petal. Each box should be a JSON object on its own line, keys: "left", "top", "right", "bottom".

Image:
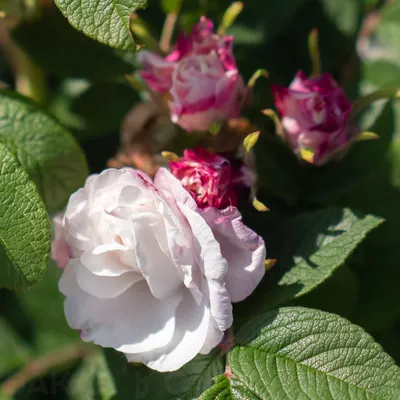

{"left": 154, "top": 168, "right": 198, "bottom": 210}
{"left": 80, "top": 244, "right": 136, "bottom": 277}
{"left": 179, "top": 204, "right": 228, "bottom": 281}
{"left": 72, "top": 259, "right": 141, "bottom": 299}
{"left": 59, "top": 265, "right": 182, "bottom": 353}
{"left": 201, "top": 207, "right": 266, "bottom": 303}
{"left": 133, "top": 220, "right": 183, "bottom": 300}
{"left": 207, "top": 279, "right": 233, "bottom": 332}
{"left": 126, "top": 289, "right": 212, "bottom": 372}
{"left": 199, "top": 321, "right": 224, "bottom": 355}
{"left": 64, "top": 188, "right": 95, "bottom": 251}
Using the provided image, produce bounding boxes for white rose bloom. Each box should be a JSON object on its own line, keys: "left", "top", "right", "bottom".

{"left": 53, "top": 168, "right": 265, "bottom": 372}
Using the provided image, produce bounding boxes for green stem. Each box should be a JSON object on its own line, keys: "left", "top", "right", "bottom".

{"left": 351, "top": 88, "right": 400, "bottom": 119}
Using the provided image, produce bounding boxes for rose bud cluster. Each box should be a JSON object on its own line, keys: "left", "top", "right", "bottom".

{"left": 138, "top": 17, "right": 246, "bottom": 132}
{"left": 169, "top": 147, "right": 252, "bottom": 209}
{"left": 52, "top": 168, "right": 265, "bottom": 372}
{"left": 272, "top": 71, "right": 355, "bottom": 166}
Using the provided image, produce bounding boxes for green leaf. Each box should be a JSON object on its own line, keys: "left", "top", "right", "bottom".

{"left": 267, "top": 208, "right": 382, "bottom": 307}
{"left": 234, "top": 208, "right": 382, "bottom": 324}
{"left": 199, "top": 376, "right": 233, "bottom": 400}
{"left": 322, "top": 0, "right": 360, "bottom": 37}
{"left": 335, "top": 140, "right": 400, "bottom": 333}
{"left": 224, "top": 307, "right": 400, "bottom": 400}
{"left": 12, "top": 9, "right": 134, "bottom": 80}
{"left": 0, "top": 90, "right": 88, "bottom": 212}
{"left": 54, "top": 0, "right": 147, "bottom": 51}
{"left": 0, "top": 142, "right": 50, "bottom": 291}
{"left": 150, "top": 351, "right": 225, "bottom": 400}
{"left": 377, "top": 1, "right": 400, "bottom": 56}
{"left": 363, "top": 59, "right": 400, "bottom": 89}
{"left": 69, "top": 348, "right": 224, "bottom": 400}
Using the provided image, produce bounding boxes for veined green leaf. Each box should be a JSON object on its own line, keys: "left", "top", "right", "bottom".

{"left": 54, "top": 0, "right": 147, "bottom": 51}
{"left": 0, "top": 90, "right": 88, "bottom": 212}
{"left": 203, "top": 307, "right": 400, "bottom": 399}
{"left": 0, "top": 142, "right": 50, "bottom": 291}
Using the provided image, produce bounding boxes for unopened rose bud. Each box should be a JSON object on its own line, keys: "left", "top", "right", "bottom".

{"left": 137, "top": 17, "right": 245, "bottom": 132}
{"left": 170, "top": 147, "right": 251, "bottom": 209}
{"left": 169, "top": 52, "right": 245, "bottom": 132}
{"left": 272, "top": 71, "right": 355, "bottom": 166}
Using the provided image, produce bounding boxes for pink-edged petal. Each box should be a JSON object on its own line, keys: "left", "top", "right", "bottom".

{"left": 51, "top": 214, "right": 69, "bottom": 269}
{"left": 125, "top": 289, "right": 212, "bottom": 372}
{"left": 137, "top": 50, "right": 176, "bottom": 92}
{"left": 59, "top": 265, "right": 182, "bottom": 353}
{"left": 201, "top": 207, "right": 266, "bottom": 303}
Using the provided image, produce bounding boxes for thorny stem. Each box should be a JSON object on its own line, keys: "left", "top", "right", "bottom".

{"left": 160, "top": 12, "right": 178, "bottom": 53}
{"left": 1, "top": 345, "right": 91, "bottom": 397}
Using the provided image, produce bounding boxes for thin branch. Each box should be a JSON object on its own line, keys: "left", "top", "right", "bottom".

{"left": 1, "top": 345, "right": 91, "bottom": 397}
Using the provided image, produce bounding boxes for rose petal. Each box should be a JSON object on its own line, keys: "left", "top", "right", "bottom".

{"left": 201, "top": 207, "right": 266, "bottom": 302}
{"left": 155, "top": 168, "right": 198, "bottom": 210}
{"left": 51, "top": 214, "right": 69, "bottom": 269}
{"left": 125, "top": 289, "right": 213, "bottom": 372}
{"left": 133, "top": 220, "right": 183, "bottom": 300}
{"left": 179, "top": 203, "right": 228, "bottom": 281}
{"left": 137, "top": 51, "right": 176, "bottom": 92}
{"left": 72, "top": 259, "right": 141, "bottom": 299}
{"left": 80, "top": 243, "right": 135, "bottom": 277}
{"left": 59, "top": 265, "right": 182, "bottom": 354}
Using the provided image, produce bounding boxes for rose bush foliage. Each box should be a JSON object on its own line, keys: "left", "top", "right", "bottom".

{"left": 1, "top": 1, "right": 400, "bottom": 399}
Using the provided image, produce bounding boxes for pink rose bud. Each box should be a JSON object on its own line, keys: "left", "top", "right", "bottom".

{"left": 272, "top": 71, "right": 354, "bottom": 165}
{"left": 169, "top": 52, "right": 245, "bottom": 132}
{"left": 169, "top": 147, "right": 250, "bottom": 209}
{"left": 137, "top": 17, "right": 245, "bottom": 132}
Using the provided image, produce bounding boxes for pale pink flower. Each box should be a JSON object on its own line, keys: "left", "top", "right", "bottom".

{"left": 53, "top": 168, "right": 265, "bottom": 372}
{"left": 272, "top": 71, "right": 354, "bottom": 165}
